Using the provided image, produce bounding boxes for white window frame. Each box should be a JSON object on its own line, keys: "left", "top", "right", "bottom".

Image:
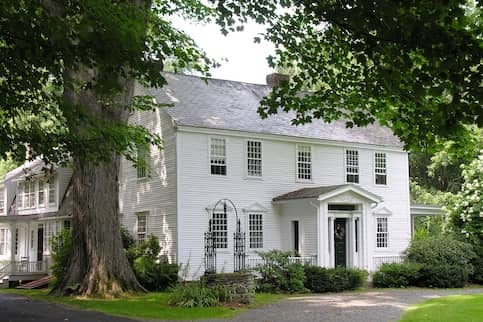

{"left": 246, "top": 140, "right": 262, "bottom": 178}
{"left": 296, "top": 144, "right": 312, "bottom": 181}
{"left": 374, "top": 152, "right": 387, "bottom": 185}
{"left": 211, "top": 212, "right": 228, "bottom": 249}
{"left": 248, "top": 213, "right": 263, "bottom": 249}
{"left": 209, "top": 137, "right": 227, "bottom": 176}
{"left": 0, "top": 187, "right": 5, "bottom": 214}
{"left": 38, "top": 179, "right": 45, "bottom": 208}
{"left": 136, "top": 212, "right": 148, "bottom": 242}
{"left": 136, "top": 145, "right": 149, "bottom": 179}
{"left": 345, "top": 149, "right": 359, "bottom": 184}
{"left": 0, "top": 228, "right": 7, "bottom": 256}
{"left": 44, "top": 220, "right": 62, "bottom": 253}
{"left": 48, "top": 178, "right": 56, "bottom": 206}
{"left": 376, "top": 217, "right": 389, "bottom": 248}
{"left": 22, "top": 180, "right": 36, "bottom": 209}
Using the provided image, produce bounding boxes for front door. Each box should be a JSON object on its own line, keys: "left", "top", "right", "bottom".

{"left": 334, "top": 218, "right": 347, "bottom": 267}
{"left": 37, "top": 226, "right": 43, "bottom": 262}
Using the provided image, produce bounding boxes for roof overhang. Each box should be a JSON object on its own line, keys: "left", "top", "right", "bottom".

{"left": 410, "top": 204, "right": 444, "bottom": 216}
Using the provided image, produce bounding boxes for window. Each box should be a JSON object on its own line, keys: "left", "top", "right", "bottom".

{"left": 48, "top": 179, "right": 56, "bottom": 205}
{"left": 211, "top": 212, "right": 228, "bottom": 248}
{"left": 137, "top": 145, "right": 149, "bottom": 178}
{"left": 375, "top": 152, "right": 387, "bottom": 185}
{"left": 210, "top": 138, "right": 227, "bottom": 176}
{"left": 345, "top": 149, "right": 359, "bottom": 183}
{"left": 249, "top": 213, "right": 263, "bottom": 248}
{"left": 297, "top": 144, "right": 312, "bottom": 180}
{"left": 30, "top": 230, "right": 34, "bottom": 249}
{"left": 22, "top": 181, "right": 36, "bottom": 209}
{"left": 44, "top": 220, "right": 61, "bottom": 252}
{"left": 0, "top": 228, "right": 7, "bottom": 255}
{"left": 38, "top": 179, "right": 45, "bottom": 207}
{"left": 0, "top": 188, "right": 4, "bottom": 213}
{"left": 247, "top": 140, "right": 262, "bottom": 177}
{"left": 376, "top": 217, "right": 388, "bottom": 248}
{"left": 136, "top": 212, "right": 148, "bottom": 242}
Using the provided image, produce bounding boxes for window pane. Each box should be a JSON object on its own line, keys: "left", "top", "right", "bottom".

{"left": 297, "top": 145, "right": 312, "bottom": 180}
{"left": 375, "top": 153, "right": 387, "bottom": 185}
{"left": 0, "top": 188, "right": 4, "bottom": 213}
{"left": 376, "top": 217, "right": 388, "bottom": 248}
{"left": 247, "top": 141, "right": 262, "bottom": 177}
{"left": 137, "top": 146, "right": 149, "bottom": 178}
{"left": 346, "top": 150, "right": 359, "bottom": 183}
{"left": 211, "top": 212, "right": 228, "bottom": 248}
{"left": 38, "top": 180, "right": 45, "bottom": 207}
{"left": 136, "top": 212, "right": 148, "bottom": 242}
{"left": 210, "top": 138, "right": 227, "bottom": 176}
{"left": 48, "top": 180, "right": 56, "bottom": 205}
{"left": 249, "top": 213, "right": 263, "bottom": 248}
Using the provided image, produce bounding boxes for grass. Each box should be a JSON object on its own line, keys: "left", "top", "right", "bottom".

{"left": 399, "top": 293, "right": 483, "bottom": 322}
{"left": 0, "top": 288, "right": 288, "bottom": 320}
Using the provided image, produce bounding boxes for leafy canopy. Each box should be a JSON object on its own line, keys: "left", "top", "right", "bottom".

{"left": 0, "top": 0, "right": 216, "bottom": 165}
{"left": 216, "top": 0, "right": 482, "bottom": 151}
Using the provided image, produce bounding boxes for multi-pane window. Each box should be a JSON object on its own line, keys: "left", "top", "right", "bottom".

{"left": 0, "top": 188, "right": 4, "bottom": 213}
{"left": 211, "top": 212, "right": 228, "bottom": 248}
{"left": 376, "top": 217, "right": 388, "bottom": 248}
{"left": 136, "top": 212, "right": 148, "bottom": 242}
{"left": 44, "top": 220, "right": 62, "bottom": 252}
{"left": 137, "top": 145, "right": 149, "bottom": 178}
{"left": 48, "top": 180, "right": 56, "bottom": 205}
{"left": 249, "top": 213, "right": 263, "bottom": 249}
{"left": 297, "top": 144, "right": 312, "bottom": 180}
{"left": 375, "top": 152, "right": 387, "bottom": 185}
{"left": 247, "top": 140, "right": 262, "bottom": 177}
{"left": 210, "top": 138, "right": 227, "bottom": 176}
{"left": 22, "top": 181, "right": 36, "bottom": 209}
{"left": 0, "top": 228, "right": 7, "bottom": 255}
{"left": 38, "top": 179, "right": 45, "bottom": 207}
{"left": 345, "top": 149, "right": 359, "bottom": 183}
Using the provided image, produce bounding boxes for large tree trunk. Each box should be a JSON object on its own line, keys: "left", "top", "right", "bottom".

{"left": 50, "top": 69, "right": 145, "bottom": 297}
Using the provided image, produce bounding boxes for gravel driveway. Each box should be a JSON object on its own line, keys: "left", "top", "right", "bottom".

{"left": 206, "top": 288, "right": 483, "bottom": 322}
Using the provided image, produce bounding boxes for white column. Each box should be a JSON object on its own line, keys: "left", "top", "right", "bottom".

{"left": 318, "top": 202, "right": 329, "bottom": 267}
{"left": 328, "top": 216, "right": 333, "bottom": 268}
{"left": 362, "top": 204, "right": 370, "bottom": 270}
{"left": 9, "top": 222, "right": 16, "bottom": 263}
{"left": 351, "top": 216, "right": 357, "bottom": 268}
{"left": 316, "top": 203, "right": 322, "bottom": 267}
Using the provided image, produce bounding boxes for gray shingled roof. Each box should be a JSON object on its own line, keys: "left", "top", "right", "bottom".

{"left": 141, "top": 73, "right": 403, "bottom": 147}
{"left": 272, "top": 185, "right": 348, "bottom": 201}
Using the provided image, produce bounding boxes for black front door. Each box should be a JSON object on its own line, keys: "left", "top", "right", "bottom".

{"left": 292, "top": 221, "right": 299, "bottom": 255}
{"left": 37, "top": 226, "right": 43, "bottom": 262}
{"left": 334, "top": 218, "right": 347, "bottom": 267}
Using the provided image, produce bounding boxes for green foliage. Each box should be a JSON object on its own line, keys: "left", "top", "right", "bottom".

{"left": 372, "top": 263, "right": 421, "bottom": 288}
{"left": 120, "top": 226, "right": 136, "bottom": 250}
{"left": 123, "top": 233, "right": 178, "bottom": 291}
{"left": 50, "top": 228, "right": 73, "bottom": 284}
{"left": 168, "top": 282, "right": 221, "bottom": 308}
{"left": 406, "top": 236, "right": 475, "bottom": 269}
{"left": 254, "top": 250, "right": 305, "bottom": 293}
{"left": 417, "top": 264, "right": 469, "bottom": 288}
{"left": 0, "top": 156, "right": 19, "bottom": 178}
{"left": 304, "top": 266, "right": 367, "bottom": 293}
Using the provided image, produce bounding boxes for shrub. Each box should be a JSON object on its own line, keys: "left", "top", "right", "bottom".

{"left": 304, "top": 266, "right": 367, "bottom": 293}
{"left": 124, "top": 233, "right": 179, "bottom": 291}
{"left": 50, "top": 228, "right": 73, "bottom": 284}
{"left": 417, "top": 264, "right": 469, "bottom": 288}
{"left": 406, "top": 236, "right": 475, "bottom": 270}
{"left": 372, "top": 263, "right": 421, "bottom": 288}
{"left": 255, "top": 250, "right": 305, "bottom": 293}
{"left": 168, "top": 282, "right": 221, "bottom": 307}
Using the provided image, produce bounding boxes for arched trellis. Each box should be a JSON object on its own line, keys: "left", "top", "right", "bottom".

{"left": 204, "top": 199, "right": 246, "bottom": 274}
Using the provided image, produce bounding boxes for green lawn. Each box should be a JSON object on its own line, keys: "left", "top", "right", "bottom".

{"left": 0, "top": 289, "right": 288, "bottom": 320}
{"left": 399, "top": 293, "right": 483, "bottom": 322}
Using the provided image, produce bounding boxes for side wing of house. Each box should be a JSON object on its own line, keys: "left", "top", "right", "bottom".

{"left": 119, "top": 102, "right": 178, "bottom": 262}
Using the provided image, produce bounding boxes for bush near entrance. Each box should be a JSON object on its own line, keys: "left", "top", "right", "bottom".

{"left": 304, "top": 266, "right": 367, "bottom": 293}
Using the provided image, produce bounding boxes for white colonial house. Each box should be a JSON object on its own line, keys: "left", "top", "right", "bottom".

{"left": 118, "top": 72, "right": 417, "bottom": 279}
{"left": 1, "top": 72, "right": 438, "bottom": 285}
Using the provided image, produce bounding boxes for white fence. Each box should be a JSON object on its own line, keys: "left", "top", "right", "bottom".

{"left": 373, "top": 255, "right": 405, "bottom": 270}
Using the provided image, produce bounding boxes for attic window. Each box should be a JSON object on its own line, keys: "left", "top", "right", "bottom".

{"left": 0, "top": 188, "right": 4, "bottom": 213}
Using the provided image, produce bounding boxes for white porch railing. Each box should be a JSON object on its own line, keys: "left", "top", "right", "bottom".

{"left": 0, "top": 261, "right": 47, "bottom": 279}
{"left": 247, "top": 255, "right": 317, "bottom": 269}
{"left": 373, "top": 255, "right": 405, "bottom": 270}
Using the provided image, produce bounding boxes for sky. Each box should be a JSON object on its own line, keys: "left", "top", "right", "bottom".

{"left": 171, "top": 17, "right": 275, "bottom": 85}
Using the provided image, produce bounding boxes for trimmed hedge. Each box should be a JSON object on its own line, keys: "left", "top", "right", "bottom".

{"left": 418, "top": 264, "right": 469, "bottom": 288}
{"left": 372, "top": 263, "right": 421, "bottom": 288}
{"left": 373, "top": 262, "right": 469, "bottom": 289}
{"left": 304, "top": 266, "right": 368, "bottom": 293}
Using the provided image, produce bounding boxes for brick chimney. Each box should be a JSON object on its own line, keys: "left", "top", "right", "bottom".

{"left": 266, "top": 73, "right": 289, "bottom": 87}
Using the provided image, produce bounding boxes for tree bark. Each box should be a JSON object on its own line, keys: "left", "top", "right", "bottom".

{"left": 50, "top": 69, "right": 145, "bottom": 297}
